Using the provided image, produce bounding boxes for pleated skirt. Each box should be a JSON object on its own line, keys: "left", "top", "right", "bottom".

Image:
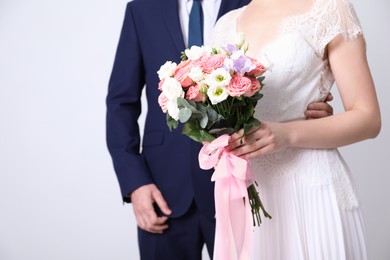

{"left": 250, "top": 148, "right": 368, "bottom": 260}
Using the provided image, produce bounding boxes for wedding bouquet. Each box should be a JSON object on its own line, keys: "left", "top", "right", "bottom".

{"left": 157, "top": 34, "right": 272, "bottom": 259}
{"left": 157, "top": 35, "right": 271, "bottom": 226}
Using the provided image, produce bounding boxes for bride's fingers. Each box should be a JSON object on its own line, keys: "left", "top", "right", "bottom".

{"left": 230, "top": 136, "right": 272, "bottom": 157}
{"left": 240, "top": 143, "right": 275, "bottom": 160}
{"left": 228, "top": 131, "right": 245, "bottom": 150}
{"left": 228, "top": 126, "right": 262, "bottom": 150}
{"left": 228, "top": 134, "right": 251, "bottom": 150}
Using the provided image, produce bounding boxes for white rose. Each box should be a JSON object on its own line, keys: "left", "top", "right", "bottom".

{"left": 207, "top": 85, "right": 228, "bottom": 105}
{"left": 204, "top": 68, "right": 232, "bottom": 88}
{"left": 162, "top": 77, "right": 184, "bottom": 100}
{"left": 185, "top": 46, "right": 203, "bottom": 60}
{"left": 201, "top": 45, "right": 213, "bottom": 55}
{"left": 185, "top": 45, "right": 212, "bottom": 60}
{"left": 157, "top": 61, "right": 177, "bottom": 80}
{"left": 167, "top": 100, "right": 180, "bottom": 120}
{"left": 188, "top": 66, "right": 204, "bottom": 82}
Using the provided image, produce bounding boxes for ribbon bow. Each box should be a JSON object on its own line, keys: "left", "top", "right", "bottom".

{"left": 199, "top": 134, "right": 254, "bottom": 260}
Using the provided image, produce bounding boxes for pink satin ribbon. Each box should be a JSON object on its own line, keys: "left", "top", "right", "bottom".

{"left": 199, "top": 134, "right": 254, "bottom": 260}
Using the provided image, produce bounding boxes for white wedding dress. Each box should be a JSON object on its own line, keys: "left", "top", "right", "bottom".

{"left": 209, "top": 0, "right": 368, "bottom": 259}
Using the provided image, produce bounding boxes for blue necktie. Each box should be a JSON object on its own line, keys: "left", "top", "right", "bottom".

{"left": 188, "top": 0, "right": 203, "bottom": 47}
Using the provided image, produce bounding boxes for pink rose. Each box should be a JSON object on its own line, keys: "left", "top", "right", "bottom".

{"left": 186, "top": 84, "right": 205, "bottom": 102}
{"left": 246, "top": 57, "right": 266, "bottom": 77}
{"left": 192, "top": 56, "right": 206, "bottom": 67}
{"left": 201, "top": 54, "right": 225, "bottom": 74}
{"left": 227, "top": 75, "right": 252, "bottom": 97}
{"left": 158, "top": 78, "right": 165, "bottom": 91}
{"left": 158, "top": 92, "right": 169, "bottom": 113}
{"left": 174, "top": 59, "right": 193, "bottom": 87}
{"left": 243, "top": 77, "right": 261, "bottom": 97}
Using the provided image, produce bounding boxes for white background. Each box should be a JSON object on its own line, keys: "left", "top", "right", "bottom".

{"left": 0, "top": 0, "right": 389, "bottom": 259}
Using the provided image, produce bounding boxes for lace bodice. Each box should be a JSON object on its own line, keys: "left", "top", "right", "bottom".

{"left": 209, "top": 0, "right": 362, "bottom": 123}
{"left": 208, "top": 0, "right": 363, "bottom": 210}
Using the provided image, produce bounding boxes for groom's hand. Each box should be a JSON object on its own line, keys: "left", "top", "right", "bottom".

{"left": 130, "top": 184, "right": 172, "bottom": 234}
{"left": 305, "top": 93, "right": 334, "bottom": 119}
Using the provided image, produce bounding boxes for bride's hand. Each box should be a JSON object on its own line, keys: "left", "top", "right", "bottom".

{"left": 227, "top": 121, "right": 290, "bottom": 160}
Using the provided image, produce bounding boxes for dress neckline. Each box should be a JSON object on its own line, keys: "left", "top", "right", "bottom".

{"left": 234, "top": 0, "right": 320, "bottom": 57}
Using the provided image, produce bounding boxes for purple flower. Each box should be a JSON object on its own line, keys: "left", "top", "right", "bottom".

{"left": 222, "top": 43, "right": 238, "bottom": 55}
{"left": 233, "top": 55, "right": 254, "bottom": 76}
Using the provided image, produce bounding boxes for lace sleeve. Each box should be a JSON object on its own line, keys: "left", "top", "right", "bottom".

{"left": 311, "top": 0, "right": 363, "bottom": 57}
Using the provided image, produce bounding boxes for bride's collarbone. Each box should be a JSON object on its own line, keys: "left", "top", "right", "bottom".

{"left": 236, "top": 0, "right": 315, "bottom": 54}
{"left": 238, "top": 0, "right": 314, "bottom": 30}
{"left": 237, "top": 16, "right": 281, "bottom": 55}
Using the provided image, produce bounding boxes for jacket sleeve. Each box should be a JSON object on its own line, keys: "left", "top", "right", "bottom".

{"left": 106, "top": 3, "right": 153, "bottom": 202}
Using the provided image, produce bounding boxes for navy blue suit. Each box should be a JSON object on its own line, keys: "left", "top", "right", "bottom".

{"left": 106, "top": 0, "right": 249, "bottom": 259}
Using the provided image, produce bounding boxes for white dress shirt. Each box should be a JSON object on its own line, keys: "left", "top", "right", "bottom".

{"left": 178, "top": 0, "right": 222, "bottom": 47}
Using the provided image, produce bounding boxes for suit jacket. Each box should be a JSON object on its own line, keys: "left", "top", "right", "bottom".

{"left": 106, "top": 0, "right": 250, "bottom": 219}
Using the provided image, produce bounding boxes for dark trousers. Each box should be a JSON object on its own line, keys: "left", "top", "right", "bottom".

{"left": 138, "top": 201, "right": 216, "bottom": 260}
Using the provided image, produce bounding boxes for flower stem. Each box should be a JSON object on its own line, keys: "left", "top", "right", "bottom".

{"left": 247, "top": 183, "right": 272, "bottom": 226}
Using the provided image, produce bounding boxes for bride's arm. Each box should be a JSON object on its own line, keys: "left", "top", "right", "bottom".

{"left": 228, "top": 35, "right": 381, "bottom": 159}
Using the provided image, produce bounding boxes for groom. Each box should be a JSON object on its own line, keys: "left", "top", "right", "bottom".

{"left": 106, "top": 0, "right": 333, "bottom": 259}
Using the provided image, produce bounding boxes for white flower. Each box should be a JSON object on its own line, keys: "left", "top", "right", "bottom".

{"left": 157, "top": 61, "right": 177, "bottom": 80}
{"left": 222, "top": 58, "right": 234, "bottom": 73}
{"left": 201, "top": 45, "right": 213, "bottom": 54}
{"left": 185, "top": 46, "right": 203, "bottom": 60}
{"left": 207, "top": 84, "right": 228, "bottom": 105}
{"left": 161, "top": 77, "right": 184, "bottom": 100}
{"left": 185, "top": 45, "right": 212, "bottom": 60}
{"left": 234, "top": 32, "right": 245, "bottom": 49}
{"left": 204, "top": 68, "right": 232, "bottom": 88}
{"left": 167, "top": 100, "right": 180, "bottom": 120}
{"left": 188, "top": 66, "right": 204, "bottom": 82}
{"left": 162, "top": 77, "right": 184, "bottom": 120}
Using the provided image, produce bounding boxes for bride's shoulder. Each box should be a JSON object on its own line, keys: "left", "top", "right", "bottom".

{"left": 215, "top": 6, "right": 247, "bottom": 26}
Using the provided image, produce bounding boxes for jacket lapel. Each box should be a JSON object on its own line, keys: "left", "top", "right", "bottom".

{"left": 160, "top": 0, "right": 249, "bottom": 52}
{"left": 161, "top": 0, "right": 186, "bottom": 53}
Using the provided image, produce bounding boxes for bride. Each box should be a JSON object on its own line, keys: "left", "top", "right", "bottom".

{"left": 209, "top": 0, "right": 381, "bottom": 259}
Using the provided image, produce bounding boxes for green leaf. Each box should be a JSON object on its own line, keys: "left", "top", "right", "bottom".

{"left": 209, "top": 127, "right": 236, "bottom": 137}
{"left": 180, "top": 51, "right": 188, "bottom": 61}
{"left": 243, "top": 118, "right": 261, "bottom": 135}
{"left": 243, "top": 123, "right": 253, "bottom": 135}
{"left": 182, "top": 122, "right": 215, "bottom": 142}
{"left": 199, "top": 130, "right": 216, "bottom": 142}
{"left": 250, "top": 92, "right": 263, "bottom": 102}
{"left": 182, "top": 121, "right": 195, "bottom": 135}
{"left": 258, "top": 75, "right": 265, "bottom": 80}
{"left": 166, "top": 113, "right": 178, "bottom": 131}
{"left": 178, "top": 98, "right": 203, "bottom": 118}
{"left": 205, "top": 107, "right": 224, "bottom": 129}
{"left": 199, "top": 114, "right": 208, "bottom": 129}
{"left": 179, "top": 107, "right": 192, "bottom": 123}
{"left": 177, "top": 97, "right": 192, "bottom": 109}
{"left": 248, "top": 117, "right": 261, "bottom": 126}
